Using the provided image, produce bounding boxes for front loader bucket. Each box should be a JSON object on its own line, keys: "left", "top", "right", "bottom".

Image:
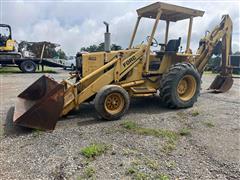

{"left": 13, "top": 75, "right": 64, "bottom": 130}
{"left": 208, "top": 75, "right": 233, "bottom": 93}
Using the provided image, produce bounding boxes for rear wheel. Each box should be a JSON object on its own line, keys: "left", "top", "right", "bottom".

{"left": 159, "top": 62, "right": 200, "bottom": 108}
{"left": 94, "top": 85, "right": 130, "bottom": 120}
{"left": 20, "top": 60, "right": 37, "bottom": 73}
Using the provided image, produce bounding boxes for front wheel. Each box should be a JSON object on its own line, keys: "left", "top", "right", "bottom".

{"left": 159, "top": 63, "right": 200, "bottom": 108}
{"left": 94, "top": 85, "right": 130, "bottom": 120}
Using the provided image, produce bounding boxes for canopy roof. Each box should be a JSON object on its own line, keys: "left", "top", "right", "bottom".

{"left": 137, "top": 2, "right": 204, "bottom": 22}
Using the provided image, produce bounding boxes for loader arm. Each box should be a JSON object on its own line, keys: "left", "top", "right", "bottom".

{"left": 13, "top": 45, "right": 146, "bottom": 130}
{"left": 61, "top": 46, "right": 147, "bottom": 116}
{"left": 194, "top": 15, "right": 233, "bottom": 92}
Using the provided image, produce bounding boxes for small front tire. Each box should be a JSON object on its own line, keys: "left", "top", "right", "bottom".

{"left": 94, "top": 85, "right": 130, "bottom": 120}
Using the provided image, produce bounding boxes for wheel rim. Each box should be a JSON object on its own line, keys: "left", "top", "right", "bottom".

{"left": 25, "top": 62, "right": 34, "bottom": 72}
{"left": 177, "top": 75, "right": 197, "bottom": 101}
{"left": 104, "top": 92, "right": 124, "bottom": 115}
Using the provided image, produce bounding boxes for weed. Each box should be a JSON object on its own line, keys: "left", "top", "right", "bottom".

{"left": 122, "top": 148, "right": 137, "bottom": 156}
{"left": 155, "top": 173, "right": 170, "bottom": 180}
{"left": 77, "top": 166, "right": 96, "bottom": 180}
{"left": 32, "top": 129, "right": 43, "bottom": 137}
{"left": 190, "top": 109, "right": 200, "bottom": 117}
{"left": 126, "top": 166, "right": 149, "bottom": 180}
{"left": 144, "top": 158, "right": 159, "bottom": 170}
{"left": 131, "top": 159, "right": 141, "bottom": 166}
{"left": 176, "top": 111, "right": 188, "bottom": 119}
{"left": 81, "top": 143, "right": 108, "bottom": 158}
{"left": 165, "top": 161, "right": 176, "bottom": 169}
{"left": 83, "top": 166, "right": 96, "bottom": 178}
{"left": 161, "top": 141, "right": 176, "bottom": 154}
{"left": 135, "top": 172, "right": 149, "bottom": 180}
{"left": 121, "top": 121, "right": 178, "bottom": 141}
{"left": 203, "top": 121, "right": 215, "bottom": 128}
{"left": 126, "top": 167, "right": 137, "bottom": 175}
{"left": 178, "top": 128, "right": 191, "bottom": 136}
{"left": 121, "top": 121, "right": 138, "bottom": 130}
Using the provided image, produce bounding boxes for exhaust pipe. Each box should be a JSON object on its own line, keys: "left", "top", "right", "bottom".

{"left": 103, "top": 21, "right": 111, "bottom": 52}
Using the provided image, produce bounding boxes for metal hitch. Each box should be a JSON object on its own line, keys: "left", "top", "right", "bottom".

{"left": 208, "top": 75, "right": 233, "bottom": 93}
{"left": 13, "top": 75, "right": 64, "bottom": 130}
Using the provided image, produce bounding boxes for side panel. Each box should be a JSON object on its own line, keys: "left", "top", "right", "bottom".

{"left": 82, "top": 52, "right": 105, "bottom": 77}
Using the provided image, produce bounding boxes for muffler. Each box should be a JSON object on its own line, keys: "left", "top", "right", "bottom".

{"left": 13, "top": 75, "right": 64, "bottom": 130}
{"left": 208, "top": 74, "right": 233, "bottom": 93}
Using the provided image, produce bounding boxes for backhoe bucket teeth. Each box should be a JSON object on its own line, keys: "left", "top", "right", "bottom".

{"left": 13, "top": 75, "right": 64, "bottom": 130}
{"left": 208, "top": 75, "right": 233, "bottom": 93}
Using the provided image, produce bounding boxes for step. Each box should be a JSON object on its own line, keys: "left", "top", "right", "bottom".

{"left": 130, "top": 86, "right": 157, "bottom": 94}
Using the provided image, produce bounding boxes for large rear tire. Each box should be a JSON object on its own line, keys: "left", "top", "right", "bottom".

{"left": 20, "top": 60, "right": 37, "bottom": 73}
{"left": 94, "top": 85, "right": 130, "bottom": 120}
{"left": 159, "top": 62, "right": 200, "bottom": 108}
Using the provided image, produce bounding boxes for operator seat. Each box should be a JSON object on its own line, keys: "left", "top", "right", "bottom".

{"left": 155, "top": 37, "right": 181, "bottom": 57}
{"left": 150, "top": 38, "right": 181, "bottom": 71}
{"left": 165, "top": 37, "right": 181, "bottom": 52}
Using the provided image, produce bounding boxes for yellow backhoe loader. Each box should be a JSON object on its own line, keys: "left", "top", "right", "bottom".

{"left": 13, "top": 2, "right": 234, "bottom": 130}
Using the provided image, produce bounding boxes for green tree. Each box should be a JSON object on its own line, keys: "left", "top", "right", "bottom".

{"left": 80, "top": 43, "right": 122, "bottom": 52}
{"left": 57, "top": 49, "right": 67, "bottom": 59}
{"left": 111, "top": 44, "right": 122, "bottom": 51}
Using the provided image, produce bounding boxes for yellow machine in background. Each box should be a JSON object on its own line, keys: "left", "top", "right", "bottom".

{"left": 0, "top": 24, "right": 21, "bottom": 59}
{"left": 13, "top": 2, "right": 234, "bottom": 131}
{"left": 0, "top": 24, "right": 15, "bottom": 52}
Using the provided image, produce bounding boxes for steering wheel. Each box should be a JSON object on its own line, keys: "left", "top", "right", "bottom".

{"left": 146, "top": 36, "right": 158, "bottom": 47}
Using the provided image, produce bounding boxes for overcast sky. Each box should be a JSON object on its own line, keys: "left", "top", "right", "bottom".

{"left": 1, "top": 0, "right": 239, "bottom": 55}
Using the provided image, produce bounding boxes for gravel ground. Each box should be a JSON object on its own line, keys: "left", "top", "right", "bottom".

{"left": 0, "top": 69, "right": 239, "bottom": 180}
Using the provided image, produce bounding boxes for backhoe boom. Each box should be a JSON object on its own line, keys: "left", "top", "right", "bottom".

{"left": 194, "top": 15, "right": 233, "bottom": 92}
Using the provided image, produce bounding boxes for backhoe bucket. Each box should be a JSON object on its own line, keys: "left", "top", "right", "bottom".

{"left": 208, "top": 75, "right": 233, "bottom": 93}
{"left": 13, "top": 75, "right": 64, "bottom": 130}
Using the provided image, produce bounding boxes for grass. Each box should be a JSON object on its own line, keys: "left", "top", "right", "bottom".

{"left": 202, "top": 121, "right": 215, "bottom": 128}
{"left": 155, "top": 174, "right": 170, "bottom": 180}
{"left": 190, "top": 109, "right": 200, "bottom": 117}
{"left": 161, "top": 142, "right": 176, "bottom": 154}
{"left": 126, "top": 166, "right": 149, "bottom": 180}
{"left": 126, "top": 167, "right": 137, "bottom": 175}
{"left": 121, "top": 121, "right": 138, "bottom": 130}
{"left": 81, "top": 143, "right": 108, "bottom": 159}
{"left": 176, "top": 111, "right": 187, "bottom": 119}
{"left": 77, "top": 166, "right": 96, "bottom": 180}
{"left": 32, "top": 129, "right": 44, "bottom": 137}
{"left": 121, "top": 121, "right": 178, "bottom": 141}
{"left": 123, "top": 148, "right": 138, "bottom": 156}
{"left": 121, "top": 121, "right": 193, "bottom": 154}
{"left": 144, "top": 158, "right": 159, "bottom": 170}
{"left": 165, "top": 161, "right": 176, "bottom": 169}
{"left": 126, "top": 157, "right": 170, "bottom": 180}
{"left": 83, "top": 166, "right": 96, "bottom": 178}
{"left": 121, "top": 121, "right": 181, "bottom": 154}
{"left": 0, "top": 66, "right": 56, "bottom": 74}
{"left": 178, "top": 128, "right": 191, "bottom": 136}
